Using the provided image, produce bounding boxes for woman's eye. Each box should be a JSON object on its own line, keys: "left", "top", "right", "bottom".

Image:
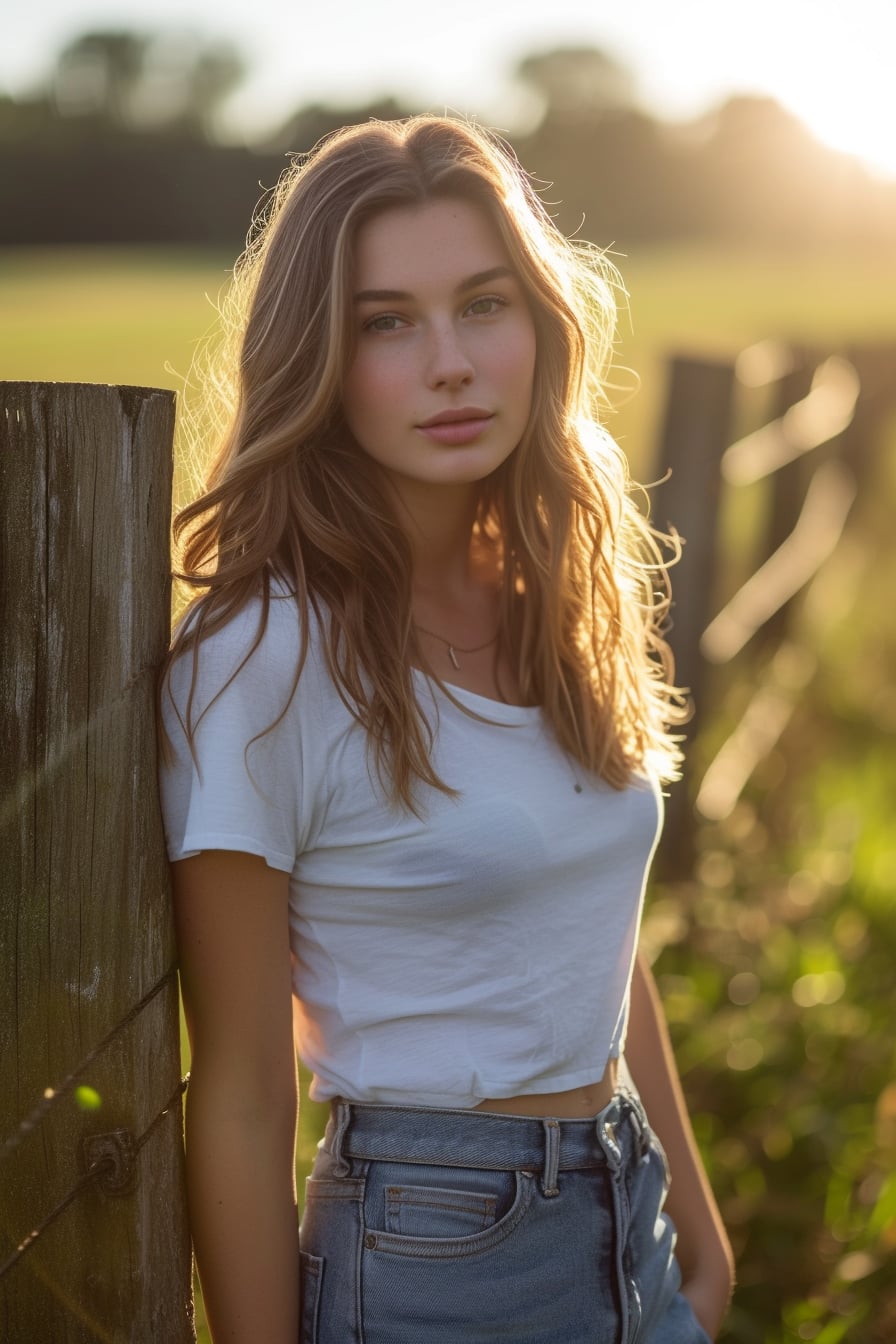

{"left": 466, "top": 295, "right": 507, "bottom": 317}
{"left": 365, "top": 314, "right": 405, "bottom": 333}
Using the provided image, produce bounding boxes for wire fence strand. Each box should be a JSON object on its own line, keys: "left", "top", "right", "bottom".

{"left": 0, "top": 1073, "right": 188, "bottom": 1284}
{"left": 1, "top": 966, "right": 177, "bottom": 1162}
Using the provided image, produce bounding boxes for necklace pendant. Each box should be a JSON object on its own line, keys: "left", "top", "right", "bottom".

{"left": 447, "top": 645, "right": 460, "bottom": 670}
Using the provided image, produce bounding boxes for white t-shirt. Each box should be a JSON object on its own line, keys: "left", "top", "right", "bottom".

{"left": 159, "top": 591, "right": 663, "bottom": 1107}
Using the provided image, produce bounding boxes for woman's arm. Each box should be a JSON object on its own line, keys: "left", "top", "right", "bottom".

{"left": 173, "top": 849, "right": 300, "bottom": 1344}
{"left": 626, "top": 947, "right": 735, "bottom": 1340}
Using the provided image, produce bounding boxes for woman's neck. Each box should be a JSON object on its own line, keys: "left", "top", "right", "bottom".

{"left": 379, "top": 473, "right": 521, "bottom": 700}
{"left": 385, "top": 478, "right": 486, "bottom": 597}
{"left": 407, "top": 521, "right": 523, "bottom": 704}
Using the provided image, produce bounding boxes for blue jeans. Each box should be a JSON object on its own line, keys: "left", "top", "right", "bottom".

{"left": 298, "top": 1082, "right": 712, "bottom": 1343}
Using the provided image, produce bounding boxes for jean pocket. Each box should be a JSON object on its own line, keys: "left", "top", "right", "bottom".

{"left": 362, "top": 1163, "right": 535, "bottom": 1260}
{"left": 299, "top": 1251, "right": 323, "bottom": 1344}
{"left": 385, "top": 1182, "right": 497, "bottom": 1237}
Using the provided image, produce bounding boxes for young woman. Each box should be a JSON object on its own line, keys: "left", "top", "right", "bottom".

{"left": 159, "top": 115, "right": 734, "bottom": 1343}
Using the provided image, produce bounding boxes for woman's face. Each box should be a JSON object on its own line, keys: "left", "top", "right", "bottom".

{"left": 342, "top": 197, "right": 537, "bottom": 507}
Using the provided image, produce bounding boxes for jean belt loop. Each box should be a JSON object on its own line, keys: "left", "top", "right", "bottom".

{"left": 329, "top": 1099, "right": 352, "bottom": 1177}
{"left": 597, "top": 1112, "right": 622, "bottom": 1172}
{"left": 620, "top": 1096, "right": 647, "bottom": 1161}
{"left": 628, "top": 1098, "right": 650, "bottom": 1161}
{"left": 541, "top": 1118, "right": 561, "bottom": 1197}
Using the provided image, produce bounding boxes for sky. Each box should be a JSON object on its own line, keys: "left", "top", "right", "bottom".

{"left": 4, "top": 0, "right": 896, "bottom": 178}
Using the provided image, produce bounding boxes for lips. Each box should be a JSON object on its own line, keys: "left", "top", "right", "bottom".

{"left": 417, "top": 406, "right": 492, "bottom": 428}
{"left": 416, "top": 407, "right": 494, "bottom": 446}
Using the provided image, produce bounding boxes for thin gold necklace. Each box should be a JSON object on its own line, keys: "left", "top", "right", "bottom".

{"left": 415, "top": 625, "right": 500, "bottom": 670}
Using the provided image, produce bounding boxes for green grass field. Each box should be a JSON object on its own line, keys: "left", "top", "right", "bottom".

{"left": 4, "top": 245, "right": 895, "bottom": 1343}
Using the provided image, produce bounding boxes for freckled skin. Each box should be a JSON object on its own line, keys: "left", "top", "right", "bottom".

{"left": 343, "top": 198, "right": 537, "bottom": 510}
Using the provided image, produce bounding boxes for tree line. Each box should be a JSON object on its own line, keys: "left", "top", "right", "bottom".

{"left": 3, "top": 32, "right": 895, "bottom": 251}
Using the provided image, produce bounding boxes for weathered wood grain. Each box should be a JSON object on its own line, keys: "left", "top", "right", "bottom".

{"left": 0, "top": 383, "right": 194, "bottom": 1342}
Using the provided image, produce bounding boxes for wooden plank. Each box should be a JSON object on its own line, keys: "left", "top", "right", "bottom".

{"left": 0, "top": 383, "right": 193, "bottom": 1342}
{"left": 721, "top": 355, "right": 859, "bottom": 486}
{"left": 702, "top": 463, "right": 857, "bottom": 663}
{"left": 651, "top": 355, "right": 737, "bottom": 721}
{"left": 843, "top": 342, "right": 896, "bottom": 491}
{"left": 695, "top": 642, "right": 816, "bottom": 822}
{"left": 650, "top": 355, "right": 736, "bottom": 877}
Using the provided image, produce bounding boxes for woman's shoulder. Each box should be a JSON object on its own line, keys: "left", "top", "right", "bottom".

{"left": 166, "top": 581, "right": 328, "bottom": 714}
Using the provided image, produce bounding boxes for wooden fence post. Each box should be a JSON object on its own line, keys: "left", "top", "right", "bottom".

{"left": 844, "top": 342, "right": 896, "bottom": 491}
{"left": 650, "top": 356, "right": 737, "bottom": 878}
{"left": 763, "top": 348, "right": 817, "bottom": 547}
{"left": 0, "top": 384, "right": 194, "bottom": 1342}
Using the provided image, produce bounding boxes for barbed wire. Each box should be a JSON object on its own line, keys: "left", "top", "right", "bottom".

{"left": 1, "top": 965, "right": 177, "bottom": 1162}
{"left": 0, "top": 1072, "right": 189, "bottom": 1283}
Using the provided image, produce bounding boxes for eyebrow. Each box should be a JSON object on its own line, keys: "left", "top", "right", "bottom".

{"left": 353, "top": 266, "right": 516, "bottom": 304}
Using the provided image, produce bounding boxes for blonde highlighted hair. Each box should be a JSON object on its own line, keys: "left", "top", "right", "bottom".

{"left": 163, "top": 114, "right": 686, "bottom": 805}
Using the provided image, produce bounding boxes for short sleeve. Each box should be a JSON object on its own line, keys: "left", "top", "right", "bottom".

{"left": 158, "top": 598, "right": 317, "bottom": 872}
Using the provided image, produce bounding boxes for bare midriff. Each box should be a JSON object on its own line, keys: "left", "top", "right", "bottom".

{"left": 472, "top": 1058, "right": 618, "bottom": 1119}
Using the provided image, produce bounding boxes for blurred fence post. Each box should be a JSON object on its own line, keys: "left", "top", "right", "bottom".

{"left": 759, "top": 349, "right": 817, "bottom": 645}
{"left": 651, "top": 356, "right": 737, "bottom": 879}
{"left": 844, "top": 342, "right": 896, "bottom": 490}
{"left": 0, "top": 383, "right": 194, "bottom": 1342}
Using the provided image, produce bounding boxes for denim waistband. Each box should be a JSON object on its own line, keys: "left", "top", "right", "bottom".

{"left": 324, "top": 1089, "right": 651, "bottom": 1197}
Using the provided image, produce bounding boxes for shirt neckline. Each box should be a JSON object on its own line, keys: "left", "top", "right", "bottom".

{"left": 412, "top": 667, "right": 543, "bottom": 725}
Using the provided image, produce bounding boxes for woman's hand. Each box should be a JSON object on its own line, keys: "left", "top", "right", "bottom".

{"left": 681, "top": 1245, "right": 736, "bottom": 1340}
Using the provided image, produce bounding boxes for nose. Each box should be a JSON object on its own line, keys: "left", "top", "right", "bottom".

{"left": 425, "top": 320, "right": 474, "bottom": 390}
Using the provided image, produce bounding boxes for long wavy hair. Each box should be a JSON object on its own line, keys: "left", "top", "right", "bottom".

{"left": 161, "top": 114, "right": 686, "bottom": 806}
